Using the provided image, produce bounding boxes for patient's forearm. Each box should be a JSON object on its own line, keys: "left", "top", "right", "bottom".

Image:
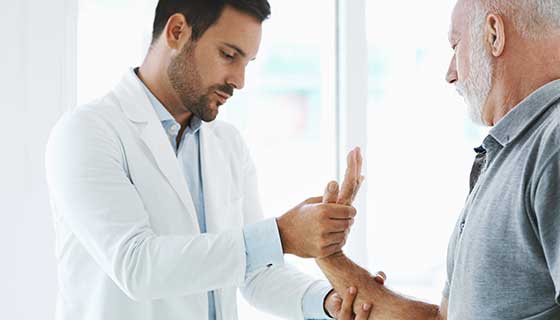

{"left": 316, "top": 253, "right": 442, "bottom": 320}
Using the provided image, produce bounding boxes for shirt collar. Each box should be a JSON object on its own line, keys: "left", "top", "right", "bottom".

{"left": 489, "top": 79, "right": 560, "bottom": 147}
{"left": 134, "top": 68, "right": 202, "bottom": 134}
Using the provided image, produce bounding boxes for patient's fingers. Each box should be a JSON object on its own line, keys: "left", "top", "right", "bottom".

{"left": 338, "top": 148, "right": 363, "bottom": 205}
{"left": 323, "top": 181, "right": 339, "bottom": 204}
{"left": 351, "top": 150, "right": 364, "bottom": 203}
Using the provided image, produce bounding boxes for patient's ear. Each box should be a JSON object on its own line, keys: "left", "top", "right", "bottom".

{"left": 486, "top": 13, "right": 505, "bottom": 57}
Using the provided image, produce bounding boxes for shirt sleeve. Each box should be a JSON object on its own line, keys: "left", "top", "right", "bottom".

{"left": 302, "top": 280, "right": 334, "bottom": 319}
{"left": 533, "top": 149, "right": 560, "bottom": 304}
{"left": 242, "top": 217, "right": 284, "bottom": 278}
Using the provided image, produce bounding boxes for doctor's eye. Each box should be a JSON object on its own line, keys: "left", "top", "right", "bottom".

{"left": 220, "top": 50, "right": 235, "bottom": 62}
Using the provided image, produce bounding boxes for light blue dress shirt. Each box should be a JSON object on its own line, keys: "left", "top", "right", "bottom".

{"left": 137, "top": 72, "right": 332, "bottom": 320}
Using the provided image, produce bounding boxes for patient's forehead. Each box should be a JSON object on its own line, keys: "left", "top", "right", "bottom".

{"left": 449, "top": 0, "right": 470, "bottom": 44}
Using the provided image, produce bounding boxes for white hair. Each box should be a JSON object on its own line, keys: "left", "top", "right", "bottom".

{"left": 478, "top": 0, "right": 560, "bottom": 39}
{"left": 457, "top": 0, "right": 493, "bottom": 126}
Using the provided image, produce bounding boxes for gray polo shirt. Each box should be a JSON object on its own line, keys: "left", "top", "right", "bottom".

{"left": 444, "top": 80, "right": 560, "bottom": 320}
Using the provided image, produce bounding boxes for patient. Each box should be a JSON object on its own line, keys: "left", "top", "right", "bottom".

{"left": 320, "top": 0, "right": 560, "bottom": 319}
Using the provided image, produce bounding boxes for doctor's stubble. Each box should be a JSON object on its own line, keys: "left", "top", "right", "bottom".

{"left": 167, "top": 40, "right": 234, "bottom": 122}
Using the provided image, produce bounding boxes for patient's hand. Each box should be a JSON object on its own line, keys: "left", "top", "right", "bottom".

{"left": 317, "top": 148, "right": 441, "bottom": 319}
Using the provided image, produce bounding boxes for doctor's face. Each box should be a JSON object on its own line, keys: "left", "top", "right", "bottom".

{"left": 167, "top": 5, "right": 262, "bottom": 122}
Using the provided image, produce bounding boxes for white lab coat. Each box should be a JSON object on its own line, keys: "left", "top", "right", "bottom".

{"left": 45, "top": 70, "right": 321, "bottom": 320}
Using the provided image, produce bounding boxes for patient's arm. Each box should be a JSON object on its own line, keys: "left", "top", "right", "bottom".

{"left": 316, "top": 254, "right": 447, "bottom": 319}
{"left": 319, "top": 148, "right": 448, "bottom": 319}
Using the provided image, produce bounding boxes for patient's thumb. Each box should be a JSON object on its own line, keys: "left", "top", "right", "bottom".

{"left": 323, "top": 181, "right": 339, "bottom": 203}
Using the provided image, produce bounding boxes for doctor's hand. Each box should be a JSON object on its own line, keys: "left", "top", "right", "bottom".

{"left": 325, "top": 271, "right": 387, "bottom": 318}
{"left": 277, "top": 195, "right": 356, "bottom": 258}
{"left": 333, "top": 287, "right": 373, "bottom": 320}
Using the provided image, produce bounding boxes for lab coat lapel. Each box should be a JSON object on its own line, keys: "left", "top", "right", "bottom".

{"left": 200, "top": 125, "right": 235, "bottom": 232}
{"left": 114, "top": 71, "right": 199, "bottom": 230}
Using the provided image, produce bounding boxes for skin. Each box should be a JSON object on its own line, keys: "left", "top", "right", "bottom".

{"left": 338, "top": 287, "right": 374, "bottom": 320}
{"left": 135, "top": 5, "right": 357, "bottom": 313}
{"left": 316, "top": 0, "right": 560, "bottom": 318}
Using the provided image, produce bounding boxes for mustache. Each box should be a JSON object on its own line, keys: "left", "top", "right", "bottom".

{"left": 455, "top": 83, "right": 465, "bottom": 97}
{"left": 215, "top": 84, "right": 234, "bottom": 97}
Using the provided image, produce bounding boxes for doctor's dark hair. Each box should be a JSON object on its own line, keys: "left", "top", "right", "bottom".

{"left": 151, "top": 0, "right": 271, "bottom": 44}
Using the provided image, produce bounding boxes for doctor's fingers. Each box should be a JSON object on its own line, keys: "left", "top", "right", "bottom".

{"left": 338, "top": 287, "right": 357, "bottom": 320}
{"left": 318, "top": 203, "right": 357, "bottom": 219}
{"left": 323, "top": 230, "right": 350, "bottom": 246}
{"left": 325, "top": 218, "right": 354, "bottom": 232}
{"left": 356, "top": 303, "right": 373, "bottom": 320}
{"left": 303, "top": 196, "right": 324, "bottom": 205}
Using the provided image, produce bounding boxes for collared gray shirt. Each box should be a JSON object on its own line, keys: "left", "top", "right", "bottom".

{"left": 444, "top": 80, "right": 560, "bottom": 319}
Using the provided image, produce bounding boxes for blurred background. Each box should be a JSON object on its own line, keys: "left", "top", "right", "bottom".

{"left": 1, "top": 0, "right": 486, "bottom": 318}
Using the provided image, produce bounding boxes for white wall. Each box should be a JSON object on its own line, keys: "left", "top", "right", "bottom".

{"left": 0, "top": 0, "right": 76, "bottom": 319}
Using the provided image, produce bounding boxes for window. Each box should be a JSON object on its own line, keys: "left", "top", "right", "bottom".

{"left": 365, "top": 0, "right": 486, "bottom": 303}
{"left": 219, "top": 0, "right": 337, "bottom": 318}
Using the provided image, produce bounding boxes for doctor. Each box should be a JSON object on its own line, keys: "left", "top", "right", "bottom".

{"left": 45, "top": 0, "right": 360, "bottom": 319}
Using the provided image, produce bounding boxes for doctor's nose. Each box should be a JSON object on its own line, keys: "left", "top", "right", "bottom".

{"left": 226, "top": 67, "right": 246, "bottom": 91}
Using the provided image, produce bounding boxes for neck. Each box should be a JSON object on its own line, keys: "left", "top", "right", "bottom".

{"left": 138, "top": 49, "right": 193, "bottom": 128}
{"left": 484, "top": 36, "right": 560, "bottom": 126}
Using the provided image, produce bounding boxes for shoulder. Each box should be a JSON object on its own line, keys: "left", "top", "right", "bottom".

{"left": 535, "top": 102, "right": 560, "bottom": 159}
{"left": 529, "top": 102, "right": 560, "bottom": 185}
{"left": 48, "top": 94, "right": 126, "bottom": 154}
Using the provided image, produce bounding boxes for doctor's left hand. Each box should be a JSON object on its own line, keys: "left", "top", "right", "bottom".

{"left": 324, "top": 271, "right": 386, "bottom": 318}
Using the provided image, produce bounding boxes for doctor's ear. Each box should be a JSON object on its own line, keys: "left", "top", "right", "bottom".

{"left": 164, "top": 13, "right": 193, "bottom": 50}
{"left": 486, "top": 13, "right": 505, "bottom": 57}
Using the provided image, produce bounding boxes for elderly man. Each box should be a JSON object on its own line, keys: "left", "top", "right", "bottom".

{"left": 318, "top": 0, "right": 560, "bottom": 319}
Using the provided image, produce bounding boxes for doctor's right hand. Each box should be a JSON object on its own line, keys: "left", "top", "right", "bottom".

{"left": 276, "top": 191, "right": 356, "bottom": 259}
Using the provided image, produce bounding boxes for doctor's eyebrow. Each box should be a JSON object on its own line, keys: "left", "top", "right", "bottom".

{"left": 221, "top": 42, "right": 246, "bottom": 57}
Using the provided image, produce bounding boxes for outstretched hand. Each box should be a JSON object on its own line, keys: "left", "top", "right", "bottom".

{"left": 322, "top": 147, "right": 386, "bottom": 318}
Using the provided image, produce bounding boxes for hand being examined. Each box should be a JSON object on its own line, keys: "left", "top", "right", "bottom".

{"left": 317, "top": 148, "right": 443, "bottom": 320}
{"left": 276, "top": 149, "right": 361, "bottom": 259}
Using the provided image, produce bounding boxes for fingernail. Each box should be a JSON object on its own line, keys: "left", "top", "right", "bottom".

{"left": 328, "top": 181, "right": 338, "bottom": 192}
{"left": 348, "top": 287, "right": 356, "bottom": 294}
{"left": 363, "top": 303, "right": 371, "bottom": 311}
{"left": 377, "top": 271, "right": 386, "bottom": 280}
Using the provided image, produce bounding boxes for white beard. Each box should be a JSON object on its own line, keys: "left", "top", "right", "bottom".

{"left": 456, "top": 14, "right": 494, "bottom": 126}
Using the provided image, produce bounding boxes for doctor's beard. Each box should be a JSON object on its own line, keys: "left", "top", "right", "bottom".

{"left": 167, "top": 40, "right": 232, "bottom": 122}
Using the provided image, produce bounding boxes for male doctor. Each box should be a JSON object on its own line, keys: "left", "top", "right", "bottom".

{"left": 45, "top": 0, "right": 360, "bottom": 319}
